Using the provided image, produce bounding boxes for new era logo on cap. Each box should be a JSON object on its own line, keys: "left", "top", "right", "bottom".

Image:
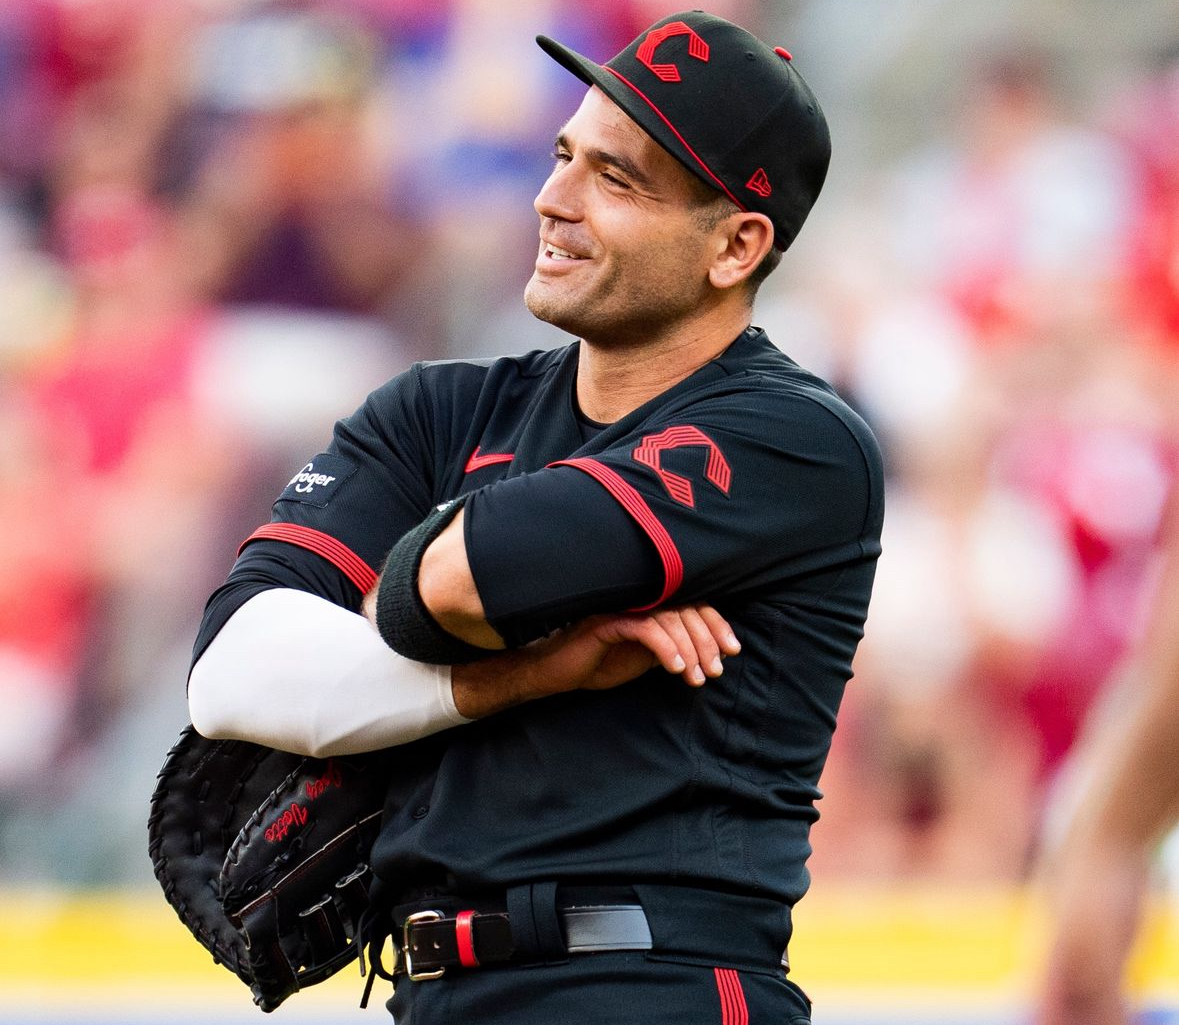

{"left": 746, "top": 168, "right": 772, "bottom": 198}
{"left": 537, "top": 10, "right": 831, "bottom": 251}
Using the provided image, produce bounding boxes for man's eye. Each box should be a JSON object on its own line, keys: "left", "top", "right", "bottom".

{"left": 551, "top": 149, "right": 571, "bottom": 164}
{"left": 602, "top": 172, "right": 628, "bottom": 188}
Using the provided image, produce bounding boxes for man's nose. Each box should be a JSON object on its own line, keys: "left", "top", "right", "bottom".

{"left": 534, "top": 166, "right": 581, "bottom": 223}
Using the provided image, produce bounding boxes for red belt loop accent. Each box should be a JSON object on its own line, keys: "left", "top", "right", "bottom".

{"left": 455, "top": 910, "right": 479, "bottom": 968}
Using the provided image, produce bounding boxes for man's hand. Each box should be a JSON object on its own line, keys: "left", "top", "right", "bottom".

{"left": 450, "top": 605, "right": 740, "bottom": 721}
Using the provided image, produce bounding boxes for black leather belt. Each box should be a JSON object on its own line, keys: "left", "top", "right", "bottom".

{"left": 399, "top": 904, "right": 653, "bottom": 981}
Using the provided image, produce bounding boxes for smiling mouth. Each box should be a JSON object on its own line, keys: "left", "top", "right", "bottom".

{"left": 543, "top": 243, "right": 587, "bottom": 261}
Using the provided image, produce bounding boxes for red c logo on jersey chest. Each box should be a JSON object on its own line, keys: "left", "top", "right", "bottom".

{"left": 632, "top": 426, "right": 731, "bottom": 508}
{"left": 636, "top": 22, "right": 710, "bottom": 82}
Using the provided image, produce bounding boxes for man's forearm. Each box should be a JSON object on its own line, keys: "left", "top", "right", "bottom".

{"left": 189, "top": 588, "right": 469, "bottom": 757}
{"left": 192, "top": 586, "right": 737, "bottom": 756}
{"left": 368, "top": 504, "right": 506, "bottom": 662}
{"left": 450, "top": 608, "right": 740, "bottom": 719}
{"left": 449, "top": 646, "right": 568, "bottom": 720}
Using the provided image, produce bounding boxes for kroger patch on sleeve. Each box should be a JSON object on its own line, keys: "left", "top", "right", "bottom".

{"left": 277, "top": 453, "right": 357, "bottom": 508}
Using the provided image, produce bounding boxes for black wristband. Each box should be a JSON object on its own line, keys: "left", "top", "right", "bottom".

{"left": 374, "top": 496, "right": 489, "bottom": 665}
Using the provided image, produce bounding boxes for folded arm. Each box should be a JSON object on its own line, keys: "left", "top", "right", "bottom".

{"left": 188, "top": 587, "right": 465, "bottom": 758}
{"left": 190, "top": 584, "right": 737, "bottom": 757}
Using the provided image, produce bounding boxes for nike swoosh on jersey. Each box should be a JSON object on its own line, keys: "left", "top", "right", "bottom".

{"left": 464, "top": 446, "right": 514, "bottom": 473}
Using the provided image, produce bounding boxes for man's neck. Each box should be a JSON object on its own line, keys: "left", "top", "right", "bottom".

{"left": 575, "top": 309, "right": 751, "bottom": 424}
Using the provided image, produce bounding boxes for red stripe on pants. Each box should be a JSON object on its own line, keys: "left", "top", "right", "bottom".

{"left": 713, "top": 967, "right": 749, "bottom": 1025}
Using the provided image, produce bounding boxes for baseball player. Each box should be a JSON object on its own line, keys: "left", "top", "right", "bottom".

{"left": 188, "top": 11, "right": 884, "bottom": 1024}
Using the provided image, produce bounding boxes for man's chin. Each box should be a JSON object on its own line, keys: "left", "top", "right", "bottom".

{"left": 524, "top": 281, "right": 577, "bottom": 334}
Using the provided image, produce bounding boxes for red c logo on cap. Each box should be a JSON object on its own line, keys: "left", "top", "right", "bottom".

{"left": 636, "top": 22, "right": 710, "bottom": 83}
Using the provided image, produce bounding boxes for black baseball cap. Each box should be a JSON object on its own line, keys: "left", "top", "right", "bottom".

{"left": 537, "top": 10, "right": 830, "bottom": 251}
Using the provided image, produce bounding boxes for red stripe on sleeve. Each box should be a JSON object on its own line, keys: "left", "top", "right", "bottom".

{"left": 549, "top": 457, "right": 683, "bottom": 608}
{"left": 239, "top": 524, "right": 378, "bottom": 595}
{"left": 713, "top": 967, "right": 749, "bottom": 1025}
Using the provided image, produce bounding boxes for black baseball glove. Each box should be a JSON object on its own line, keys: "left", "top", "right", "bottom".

{"left": 147, "top": 725, "right": 394, "bottom": 1011}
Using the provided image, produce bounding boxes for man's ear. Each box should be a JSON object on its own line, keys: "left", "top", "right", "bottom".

{"left": 708, "top": 213, "right": 774, "bottom": 291}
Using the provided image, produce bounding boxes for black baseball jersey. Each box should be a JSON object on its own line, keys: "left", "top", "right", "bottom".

{"left": 193, "top": 326, "right": 884, "bottom": 909}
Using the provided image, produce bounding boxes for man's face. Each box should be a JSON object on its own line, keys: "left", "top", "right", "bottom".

{"left": 524, "top": 87, "right": 722, "bottom": 347}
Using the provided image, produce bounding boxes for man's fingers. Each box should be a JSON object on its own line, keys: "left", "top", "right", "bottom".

{"left": 641, "top": 616, "right": 699, "bottom": 682}
{"left": 656, "top": 605, "right": 740, "bottom": 683}
{"left": 697, "top": 604, "right": 741, "bottom": 655}
{"left": 651, "top": 609, "right": 708, "bottom": 685}
{"left": 589, "top": 604, "right": 740, "bottom": 688}
{"left": 594, "top": 616, "right": 687, "bottom": 676}
{"left": 673, "top": 606, "right": 724, "bottom": 679}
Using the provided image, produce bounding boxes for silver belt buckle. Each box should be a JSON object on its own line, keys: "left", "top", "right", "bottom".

{"left": 403, "top": 909, "right": 447, "bottom": 981}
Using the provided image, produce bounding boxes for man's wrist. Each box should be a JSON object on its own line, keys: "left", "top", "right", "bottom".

{"left": 373, "top": 497, "right": 489, "bottom": 664}
{"left": 450, "top": 649, "right": 558, "bottom": 720}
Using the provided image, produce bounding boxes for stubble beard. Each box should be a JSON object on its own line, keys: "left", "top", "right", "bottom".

{"left": 524, "top": 265, "right": 700, "bottom": 350}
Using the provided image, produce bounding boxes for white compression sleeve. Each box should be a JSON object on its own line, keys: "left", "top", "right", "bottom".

{"left": 188, "top": 588, "right": 470, "bottom": 757}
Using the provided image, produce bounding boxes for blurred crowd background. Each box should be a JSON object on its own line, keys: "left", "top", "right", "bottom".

{"left": 0, "top": 0, "right": 1177, "bottom": 899}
